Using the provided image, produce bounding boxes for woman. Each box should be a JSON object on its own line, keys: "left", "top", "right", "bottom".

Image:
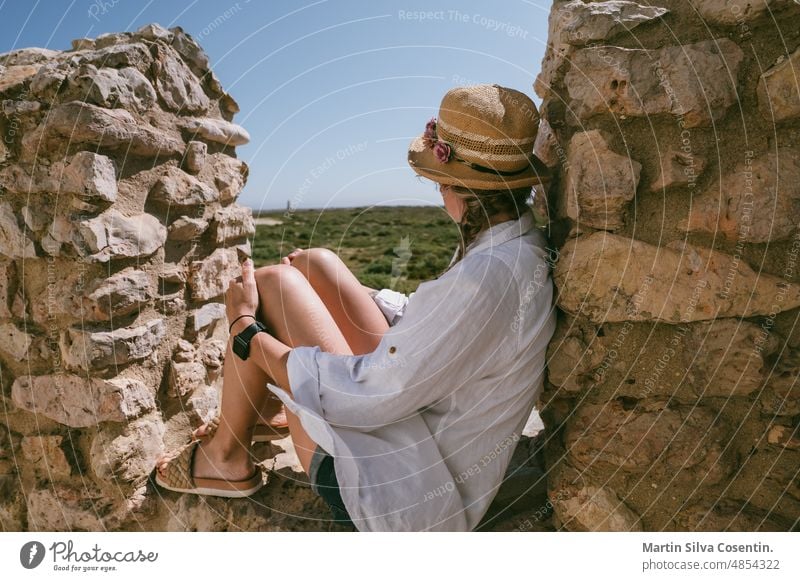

{"left": 155, "top": 84, "right": 557, "bottom": 532}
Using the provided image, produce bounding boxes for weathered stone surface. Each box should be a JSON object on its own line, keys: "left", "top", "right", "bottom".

{"left": 189, "top": 247, "right": 240, "bottom": 301}
{"left": 546, "top": 321, "right": 612, "bottom": 392}
{"left": 564, "top": 40, "right": 744, "bottom": 127}
{"left": 565, "top": 400, "right": 731, "bottom": 485}
{"left": 535, "top": 0, "right": 669, "bottom": 98}
{"left": 41, "top": 214, "right": 75, "bottom": 256}
{"left": 671, "top": 502, "right": 787, "bottom": 532}
{"left": 22, "top": 101, "right": 184, "bottom": 158}
{"left": 208, "top": 154, "right": 248, "bottom": 201}
{"left": 532, "top": 117, "right": 561, "bottom": 169}
{"left": 70, "top": 42, "right": 153, "bottom": 73}
{"left": 76, "top": 209, "right": 166, "bottom": 262}
{"left": 189, "top": 302, "right": 226, "bottom": 338}
{"left": 21, "top": 435, "right": 72, "bottom": 477}
{"left": 213, "top": 205, "right": 255, "bottom": 243}
{"left": 758, "top": 47, "right": 800, "bottom": 122}
{"left": 26, "top": 484, "right": 116, "bottom": 531}
{"left": 0, "top": 259, "right": 15, "bottom": 318}
{"left": 549, "top": 465, "right": 643, "bottom": 531}
{"left": 0, "top": 64, "right": 41, "bottom": 93}
{"left": 91, "top": 414, "right": 165, "bottom": 485}
{"left": 61, "top": 318, "right": 166, "bottom": 370}
{"left": 0, "top": 47, "right": 60, "bottom": 66}
{"left": 554, "top": 232, "right": 800, "bottom": 323}
{"left": 180, "top": 117, "right": 250, "bottom": 146}
{"left": 0, "top": 25, "right": 287, "bottom": 532}
{"left": 691, "top": 0, "right": 771, "bottom": 25}
{"left": 64, "top": 151, "right": 118, "bottom": 201}
{"left": 0, "top": 322, "right": 34, "bottom": 362}
{"left": 679, "top": 148, "right": 800, "bottom": 243}
{"left": 12, "top": 374, "right": 156, "bottom": 427}
{"left": 150, "top": 166, "right": 218, "bottom": 207}
{"left": 184, "top": 140, "right": 207, "bottom": 173}
{"left": 168, "top": 216, "right": 209, "bottom": 240}
{"left": 0, "top": 151, "right": 118, "bottom": 201}
{"left": 169, "top": 360, "right": 208, "bottom": 397}
{"left": 0, "top": 201, "right": 36, "bottom": 258}
{"left": 684, "top": 319, "right": 777, "bottom": 397}
{"left": 85, "top": 267, "right": 152, "bottom": 320}
{"left": 561, "top": 130, "right": 641, "bottom": 230}
{"left": 199, "top": 338, "right": 226, "bottom": 369}
{"left": 152, "top": 44, "right": 209, "bottom": 113}
{"left": 761, "top": 347, "right": 800, "bottom": 417}
{"left": 70, "top": 64, "right": 157, "bottom": 112}
{"left": 649, "top": 149, "right": 706, "bottom": 192}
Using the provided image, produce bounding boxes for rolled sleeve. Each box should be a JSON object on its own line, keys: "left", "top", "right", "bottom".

{"left": 372, "top": 288, "right": 413, "bottom": 326}
{"left": 282, "top": 346, "right": 325, "bottom": 417}
{"left": 279, "top": 253, "right": 519, "bottom": 431}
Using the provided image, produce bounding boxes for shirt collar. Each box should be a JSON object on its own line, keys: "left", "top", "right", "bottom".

{"left": 447, "top": 210, "right": 537, "bottom": 267}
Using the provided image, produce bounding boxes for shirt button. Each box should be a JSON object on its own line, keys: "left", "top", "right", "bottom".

{"left": 388, "top": 346, "right": 397, "bottom": 355}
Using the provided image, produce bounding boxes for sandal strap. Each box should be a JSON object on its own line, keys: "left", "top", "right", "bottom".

{"left": 159, "top": 441, "right": 198, "bottom": 491}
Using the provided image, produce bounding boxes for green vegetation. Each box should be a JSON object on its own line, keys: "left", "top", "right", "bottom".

{"left": 251, "top": 206, "right": 460, "bottom": 294}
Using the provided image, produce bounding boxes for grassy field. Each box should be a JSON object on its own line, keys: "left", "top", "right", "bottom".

{"left": 251, "top": 206, "right": 460, "bottom": 294}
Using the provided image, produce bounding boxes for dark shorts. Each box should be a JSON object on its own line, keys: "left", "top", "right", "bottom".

{"left": 308, "top": 445, "right": 356, "bottom": 529}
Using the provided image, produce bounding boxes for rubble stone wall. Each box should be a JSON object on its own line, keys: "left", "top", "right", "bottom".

{"left": 534, "top": 0, "right": 800, "bottom": 530}
{"left": 0, "top": 24, "right": 303, "bottom": 531}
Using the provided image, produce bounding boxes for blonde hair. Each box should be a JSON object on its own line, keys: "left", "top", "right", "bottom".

{"left": 441, "top": 184, "right": 544, "bottom": 274}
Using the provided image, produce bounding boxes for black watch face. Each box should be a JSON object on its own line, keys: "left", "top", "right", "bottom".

{"left": 233, "top": 334, "right": 250, "bottom": 359}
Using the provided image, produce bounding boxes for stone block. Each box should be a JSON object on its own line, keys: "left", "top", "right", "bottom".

{"left": 189, "top": 247, "right": 240, "bottom": 301}
{"left": 11, "top": 374, "right": 156, "bottom": 427}
{"left": 561, "top": 130, "right": 641, "bottom": 230}
{"left": 679, "top": 148, "right": 800, "bottom": 243}
{"left": 76, "top": 209, "right": 166, "bottom": 262}
{"left": 554, "top": 232, "right": 800, "bottom": 322}
{"left": 149, "top": 165, "right": 218, "bottom": 207}
{"left": 563, "top": 39, "right": 743, "bottom": 127}
{"left": 61, "top": 318, "right": 166, "bottom": 370}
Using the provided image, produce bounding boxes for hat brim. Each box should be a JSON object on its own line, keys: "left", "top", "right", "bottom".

{"left": 407, "top": 135, "right": 552, "bottom": 190}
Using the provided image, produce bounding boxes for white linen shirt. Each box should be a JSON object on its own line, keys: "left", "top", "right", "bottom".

{"left": 267, "top": 210, "right": 557, "bottom": 531}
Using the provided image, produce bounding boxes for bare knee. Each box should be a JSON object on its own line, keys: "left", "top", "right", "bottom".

{"left": 254, "top": 263, "right": 307, "bottom": 295}
{"left": 290, "top": 247, "right": 342, "bottom": 281}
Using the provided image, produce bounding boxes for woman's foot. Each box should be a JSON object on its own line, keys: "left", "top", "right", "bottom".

{"left": 155, "top": 437, "right": 255, "bottom": 484}
{"left": 192, "top": 396, "right": 289, "bottom": 441}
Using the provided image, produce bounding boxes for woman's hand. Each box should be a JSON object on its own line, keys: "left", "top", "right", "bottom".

{"left": 226, "top": 258, "right": 260, "bottom": 335}
{"left": 280, "top": 248, "right": 304, "bottom": 265}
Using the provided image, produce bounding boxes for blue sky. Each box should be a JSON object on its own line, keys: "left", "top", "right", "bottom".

{"left": 0, "top": 0, "right": 551, "bottom": 210}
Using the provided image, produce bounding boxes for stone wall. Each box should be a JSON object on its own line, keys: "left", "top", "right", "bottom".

{"left": 534, "top": 0, "right": 800, "bottom": 530}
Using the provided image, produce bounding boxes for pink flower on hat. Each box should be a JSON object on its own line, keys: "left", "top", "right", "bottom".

{"left": 421, "top": 117, "right": 452, "bottom": 163}
{"left": 433, "top": 141, "right": 452, "bottom": 163}
{"left": 423, "top": 118, "right": 437, "bottom": 148}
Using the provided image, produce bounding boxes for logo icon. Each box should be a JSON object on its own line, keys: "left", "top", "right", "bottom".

{"left": 20, "top": 541, "right": 46, "bottom": 569}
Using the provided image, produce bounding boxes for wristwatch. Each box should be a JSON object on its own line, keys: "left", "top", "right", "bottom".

{"left": 232, "top": 320, "right": 268, "bottom": 360}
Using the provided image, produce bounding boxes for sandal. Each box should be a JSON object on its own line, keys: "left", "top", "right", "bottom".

{"left": 192, "top": 416, "right": 290, "bottom": 443}
{"left": 154, "top": 440, "right": 265, "bottom": 498}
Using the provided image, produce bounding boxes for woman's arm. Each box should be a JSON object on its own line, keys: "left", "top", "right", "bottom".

{"left": 225, "top": 259, "right": 294, "bottom": 394}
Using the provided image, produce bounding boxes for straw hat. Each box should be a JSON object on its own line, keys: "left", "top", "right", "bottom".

{"left": 407, "top": 84, "right": 551, "bottom": 190}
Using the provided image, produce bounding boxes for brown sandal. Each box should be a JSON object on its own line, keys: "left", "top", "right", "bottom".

{"left": 154, "top": 440, "right": 265, "bottom": 498}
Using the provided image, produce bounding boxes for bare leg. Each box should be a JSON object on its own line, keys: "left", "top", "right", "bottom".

{"left": 157, "top": 261, "right": 380, "bottom": 481}
{"left": 288, "top": 247, "right": 389, "bottom": 353}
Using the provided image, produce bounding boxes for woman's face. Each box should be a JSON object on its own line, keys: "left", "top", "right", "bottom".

{"left": 439, "top": 184, "right": 465, "bottom": 222}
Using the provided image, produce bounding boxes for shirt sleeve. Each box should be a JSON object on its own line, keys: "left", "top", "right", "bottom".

{"left": 285, "top": 252, "right": 521, "bottom": 431}
{"left": 371, "top": 288, "right": 414, "bottom": 326}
